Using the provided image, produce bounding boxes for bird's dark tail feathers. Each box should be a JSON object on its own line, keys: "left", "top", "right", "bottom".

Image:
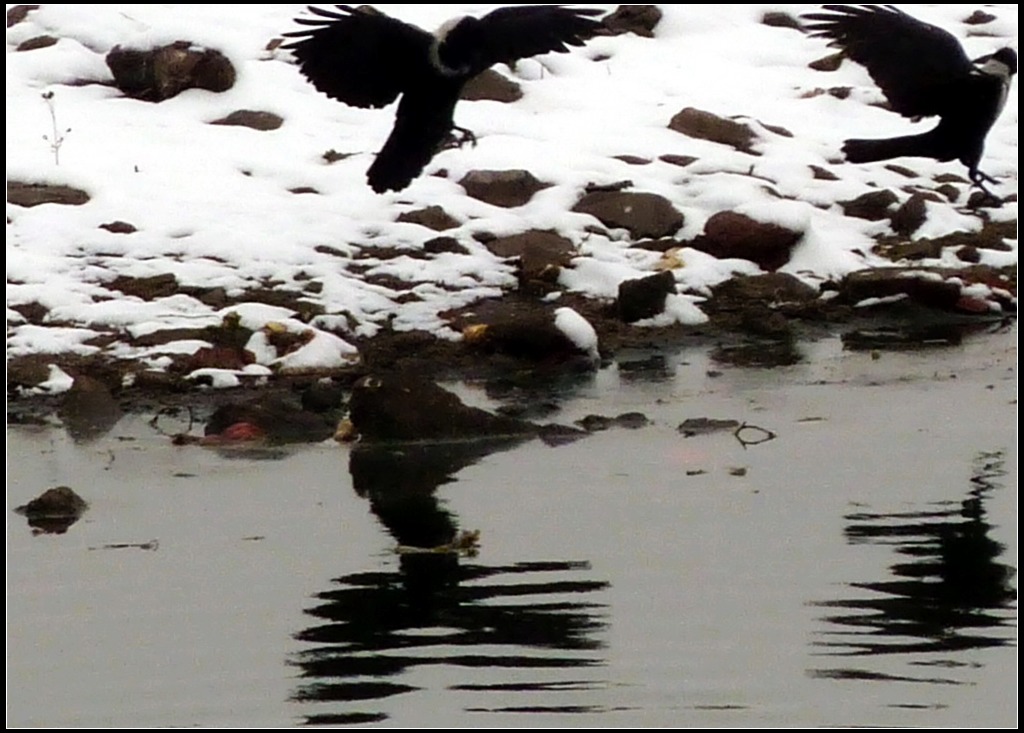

{"left": 842, "top": 131, "right": 953, "bottom": 165}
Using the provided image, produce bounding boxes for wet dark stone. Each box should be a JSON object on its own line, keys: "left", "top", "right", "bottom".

{"left": 618, "top": 270, "right": 676, "bottom": 323}
{"left": 15, "top": 486, "right": 88, "bottom": 536}
{"left": 16, "top": 34, "right": 56, "bottom": 51}
{"left": 100, "top": 220, "right": 137, "bottom": 234}
{"left": 348, "top": 374, "right": 536, "bottom": 443}
{"left": 7, "top": 181, "right": 89, "bottom": 207}
{"left": 890, "top": 193, "right": 929, "bottom": 236}
{"left": 689, "top": 212, "right": 802, "bottom": 271}
{"left": 7, "top": 5, "right": 39, "bottom": 27}
{"left": 762, "top": 11, "right": 801, "bottom": 30}
{"left": 840, "top": 190, "right": 899, "bottom": 221}
{"left": 677, "top": 417, "right": 741, "bottom": 437}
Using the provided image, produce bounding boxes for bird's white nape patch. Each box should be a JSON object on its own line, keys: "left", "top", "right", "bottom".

{"left": 430, "top": 16, "right": 471, "bottom": 76}
{"left": 977, "top": 57, "right": 1014, "bottom": 82}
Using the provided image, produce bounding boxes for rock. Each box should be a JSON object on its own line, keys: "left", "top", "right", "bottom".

{"left": 890, "top": 193, "right": 929, "bottom": 236}
{"left": 618, "top": 270, "right": 676, "bottom": 323}
{"left": 7, "top": 5, "right": 39, "bottom": 27}
{"left": 59, "top": 375, "right": 122, "bottom": 443}
{"left": 838, "top": 268, "right": 963, "bottom": 310}
{"left": 15, "top": 486, "right": 88, "bottom": 535}
{"left": 761, "top": 11, "right": 801, "bottom": 30}
{"left": 711, "top": 272, "right": 819, "bottom": 305}
{"left": 107, "top": 273, "right": 179, "bottom": 300}
{"left": 690, "top": 211, "right": 803, "bottom": 271}
{"left": 809, "top": 165, "right": 839, "bottom": 181}
{"left": 106, "top": 41, "right": 235, "bottom": 102}
{"left": 7, "top": 181, "right": 89, "bottom": 207}
{"left": 202, "top": 394, "right": 338, "bottom": 444}
{"left": 572, "top": 190, "right": 684, "bottom": 239}
{"left": 463, "top": 305, "right": 600, "bottom": 365}
{"left": 678, "top": 418, "right": 741, "bottom": 437}
{"left": 601, "top": 5, "right": 662, "bottom": 37}
{"left": 209, "top": 110, "right": 283, "bottom": 130}
{"left": 839, "top": 189, "right": 899, "bottom": 221}
{"left": 482, "top": 230, "right": 575, "bottom": 289}
{"left": 668, "top": 107, "right": 758, "bottom": 154}
{"left": 459, "top": 169, "right": 550, "bottom": 208}
{"left": 16, "top": 35, "right": 57, "bottom": 51}
{"left": 396, "top": 205, "right": 461, "bottom": 231}
{"left": 659, "top": 154, "right": 699, "bottom": 168}
{"left": 460, "top": 69, "right": 523, "bottom": 102}
{"left": 423, "top": 236, "right": 470, "bottom": 255}
{"left": 99, "top": 220, "right": 138, "bottom": 234}
{"left": 963, "top": 10, "right": 997, "bottom": 24}
{"left": 347, "top": 374, "right": 536, "bottom": 443}
{"left": 809, "top": 52, "right": 844, "bottom": 72}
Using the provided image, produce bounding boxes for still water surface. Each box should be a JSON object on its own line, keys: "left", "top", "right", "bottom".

{"left": 7, "top": 332, "right": 1017, "bottom": 727}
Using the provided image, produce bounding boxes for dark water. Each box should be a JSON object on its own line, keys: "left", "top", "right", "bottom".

{"left": 6, "top": 332, "right": 1017, "bottom": 727}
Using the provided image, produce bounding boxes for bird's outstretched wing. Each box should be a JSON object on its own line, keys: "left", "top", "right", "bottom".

{"left": 801, "top": 5, "right": 974, "bottom": 118}
{"left": 473, "top": 5, "right": 605, "bottom": 68}
{"left": 282, "top": 5, "right": 433, "bottom": 108}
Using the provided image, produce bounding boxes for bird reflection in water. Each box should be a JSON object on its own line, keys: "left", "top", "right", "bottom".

{"left": 810, "top": 451, "right": 1015, "bottom": 685}
{"left": 289, "top": 437, "right": 611, "bottom": 725}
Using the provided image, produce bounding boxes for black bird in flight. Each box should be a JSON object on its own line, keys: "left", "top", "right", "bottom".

{"left": 802, "top": 4, "right": 1017, "bottom": 196}
{"left": 283, "top": 4, "right": 605, "bottom": 194}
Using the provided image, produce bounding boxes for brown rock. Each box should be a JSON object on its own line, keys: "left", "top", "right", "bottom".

{"left": 483, "top": 230, "right": 575, "bottom": 289}
{"left": 668, "top": 107, "right": 757, "bottom": 153}
{"left": 572, "top": 190, "right": 684, "bottom": 239}
{"left": 8, "top": 181, "right": 89, "bottom": 207}
{"left": 762, "top": 11, "right": 801, "bottom": 30}
{"left": 690, "top": 212, "right": 802, "bottom": 271}
{"left": 396, "top": 205, "right": 461, "bottom": 231}
{"left": 16, "top": 35, "right": 57, "bottom": 51}
{"left": 459, "top": 169, "right": 550, "bottom": 208}
{"left": 618, "top": 270, "right": 676, "bottom": 323}
{"left": 100, "top": 220, "right": 138, "bottom": 234}
{"left": 601, "top": 5, "right": 662, "bottom": 37}
{"left": 890, "top": 193, "right": 929, "bottom": 236}
{"left": 838, "top": 268, "right": 962, "bottom": 310}
{"left": 106, "top": 41, "right": 236, "bottom": 102}
{"left": 210, "top": 110, "right": 283, "bottom": 130}
{"left": 7, "top": 5, "right": 39, "bottom": 27}
{"left": 839, "top": 189, "right": 898, "bottom": 221}
{"left": 461, "top": 69, "right": 523, "bottom": 103}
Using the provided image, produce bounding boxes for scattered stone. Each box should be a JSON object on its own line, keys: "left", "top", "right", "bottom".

{"left": 838, "top": 268, "right": 963, "bottom": 310}
{"left": 890, "top": 192, "right": 929, "bottom": 236}
{"left": 839, "top": 189, "right": 899, "bottom": 221}
{"left": 601, "top": 4, "right": 662, "bottom": 37}
{"left": 108, "top": 273, "right": 179, "bottom": 300}
{"left": 668, "top": 107, "right": 758, "bottom": 154}
{"left": 884, "top": 163, "right": 920, "bottom": 178}
{"left": 7, "top": 181, "right": 90, "bottom": 207}
{"left": 678, "top": 417, "right": 741, "bottom": 437}
{"left": 423, "top": 236, "right": 470, "bottom": 255}
{"left": 615, "top": 155, "right": 651, "bottom": 165}
{"left": 809, "top": 165, "right": 839, "bottom": 181}
{"left": 463, "top": 305, "right": 600, "bottom": 365}
{"left": 461, "top": 68, "right": 523, "bottom": 102}
{"left": 106, "top": 41, "right": 236, "bottom": 102}
{"left": 572, "top": 190, "right": 684, "bottom": 239}
{"left": 762, "top": 11, "right": 801, "bottom": 30}
{"left": 59, "top": 375, "right": 123, "bottom": 443}
{"left": 618, "top": 270, "right": 676, "bottom": 323}
{"left": 7, "top": 5, "right": 38, "bottom": 27}
{"left": 209, "top": 110, "right": 283, "bottom": 130}
{"left": 482, "top": 229, "right": 575, "bottom": 290}
{"left": 396, "top": 205, "right": 461, "bottom": 231}
{"left": 347, "top": 374, "right": 536, "bottom": 443}
{"left": 659, "top": 154, "right": 699, "bottom": 168}
{"left": 459, "top": 169, "right": 550, "bottom": 208}
{"left": 99, "top": 220, "right": 137, "bottom": 234}
{"left": 16, "top": 35, "right": 57, "bottom": 51}
{"left": 689, "top": 211, "right": 803, "bottom": 271}
{"left": 963, "top": 10, "right": 997, "bottom": 24}
{"left": 15, "top": 486, "right": 88, "bottom": 535}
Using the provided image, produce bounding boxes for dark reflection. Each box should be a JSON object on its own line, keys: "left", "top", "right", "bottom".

{"left": 710, "top": 338, "right": 802, "bottom": 367}
{"left": 289, "top": 438, "right": 610, "bottom": 724}
{"left": 810, "top": 451, "right": 1016, "bottom": 682}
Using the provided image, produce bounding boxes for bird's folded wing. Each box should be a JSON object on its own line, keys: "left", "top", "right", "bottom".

{"left": 801, "top": 4, "right": 974, "bottom": 118}
{"left": 475, "top": 5, "right": 605, "bottom": 68}
{"left": 283, "top": 5, "right": 433, "bottom": 108}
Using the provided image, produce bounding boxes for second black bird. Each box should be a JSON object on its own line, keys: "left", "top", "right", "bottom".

{"left": 284, "top": 4, "right": 605, "bottom": 194}
{"left": 802, "top": 4, "right": 1017, "bottom": 196}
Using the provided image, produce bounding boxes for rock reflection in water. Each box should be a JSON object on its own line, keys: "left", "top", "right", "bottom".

{"left": 289, "top": 436, "right": 610, "bottom": 724}
{"left": 810, "top": 451, "right": 1016, "bottom": 683}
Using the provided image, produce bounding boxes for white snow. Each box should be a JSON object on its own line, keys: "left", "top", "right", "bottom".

{"left": 6, "top": 4, "right": 1018, "bottom": 387}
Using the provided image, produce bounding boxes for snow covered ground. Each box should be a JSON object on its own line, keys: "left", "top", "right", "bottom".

{"left": 6, "top": 4, "right": 1018, "bottom": 391}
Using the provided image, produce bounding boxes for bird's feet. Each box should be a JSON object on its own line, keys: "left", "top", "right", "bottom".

{"left": 969, "top": 168, "right": 1002, "bottom": 204}
{"left": 441, "top": 125, "right": 478, "bottom": 151}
